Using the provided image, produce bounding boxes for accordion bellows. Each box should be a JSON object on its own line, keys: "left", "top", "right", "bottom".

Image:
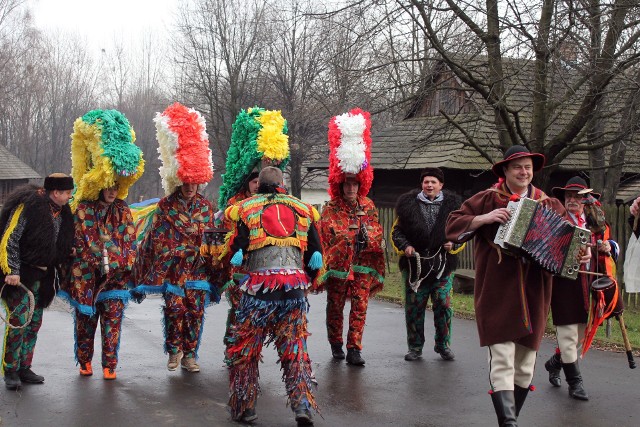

{"left": 494, "top": 198, "right": 591, "bottom": 279}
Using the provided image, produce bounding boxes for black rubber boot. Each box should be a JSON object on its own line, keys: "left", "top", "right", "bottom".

{"left": 346, "top": 348, "right": 365, "bottom": 366}
{"left": 330, "top": 344, "right": 345, "bottom": 360}
{"left": 4, "top": 371, "right": 21, "bottom": 390}
{"left": 293, "top": 404, "right": 314, "bottom": 426}
{"left": 514, "top": 385, "right": 530, "bottom": 417}
{"left": 544, "top": 353, "right": 562, "bottom": 387}
{"left": 19, "top": 367, "right": 45, "bottom": 384}
{"left": 490, "top": 390, "right": 518, "bottom": 426}
{"left": 562, "top": 362, "right": 589, "bottom": 401}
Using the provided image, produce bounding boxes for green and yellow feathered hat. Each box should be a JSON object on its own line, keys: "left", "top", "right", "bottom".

{"left": 217, "top": 107, "right": 289, "bottom": 211}
{"left": 70, "top": 109, "right": 145, "bottom": 211}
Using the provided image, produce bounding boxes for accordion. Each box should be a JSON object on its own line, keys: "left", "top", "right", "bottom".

{"left": 494, "top": 197, "right": 590, "bottom": 279}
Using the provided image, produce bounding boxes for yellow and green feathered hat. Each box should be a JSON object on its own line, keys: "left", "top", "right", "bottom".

{"left": 70, "top": 109, "right": 145, "bottom": 211}
{"left": 217, "top": 107, "right": 289, "bottom": 211}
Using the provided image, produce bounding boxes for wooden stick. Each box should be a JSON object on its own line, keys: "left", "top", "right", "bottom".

{"left": 616, "top": 314, "right": 636, "bottom": 369}
{"left": 578, "top": 270, "right": 608, "bottom": 277}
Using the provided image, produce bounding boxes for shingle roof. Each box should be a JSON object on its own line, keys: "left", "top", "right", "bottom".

{"left": 0, "top": 145, "right": 41, "bottom": 180}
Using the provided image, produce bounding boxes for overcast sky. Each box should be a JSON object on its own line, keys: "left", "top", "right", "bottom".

{"left": 29, "top": 0, "right": 179, "bottom": 51}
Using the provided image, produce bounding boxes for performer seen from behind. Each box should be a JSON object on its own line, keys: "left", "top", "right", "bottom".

{"left": 225, "top": 166, "right": 322, "bottom": 426}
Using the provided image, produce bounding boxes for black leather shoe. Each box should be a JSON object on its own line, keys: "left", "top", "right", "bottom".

{"left": 19, "top": 367, "right": 44, "bottom": 384}
{"left": 562, "top": 362, "right": 589, "bottom": 401}
{"left": 331, "top": 344, "right": 345, "bottom": 360}
{"left": 4, "top": 371, "right": 21, "bottom": 390}
{"left": 404, "top": 350, "right": 422, "bottom": 361}
{"left": 437, "top": 347, "right": 455, "bottom": 361}
{"left": 233, "top": 407, "right": 257, "bottom": 423}
{"left": 293, "top": 405, "right": 314, "bottom": 426}
{"left": 545, "top": 354, "right": 562, "bottom": 387}
{"left": 346, "top": 348, "right": 365, "bottom": 366}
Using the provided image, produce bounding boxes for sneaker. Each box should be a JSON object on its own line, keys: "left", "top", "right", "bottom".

{"left": 236, "top": 407, "right": 257, "bottom": 423}
{"left": 293, "top": 405, "right": 314, "bottom": 426}
{"left": 404, "top": 350, "right": 422, "bottom": 361}
{"left": 79, "top": 362, "right": 93, "bottom": 376}
{"left": 103, "top": 367, "right": 117, "bottom": 380}
{"left": 167, "top": 351, "right": 183, "bottom": 371}
{"left": 331, "top": 344, "right": 345, "bottom": 360}
{"left": 18, "top": 367, "right": 44, "bottom": 383}
{"left": 437, "top": 347, "right": 455, "bottom": 361}
{"left": 346, "top": 348, "right": 365, "bottom": 366}
{"left": 181, "top": 356, "right": 200, "bottom": 373}
{"left": 4, "top": 371, "right": 21, "bottom": 390}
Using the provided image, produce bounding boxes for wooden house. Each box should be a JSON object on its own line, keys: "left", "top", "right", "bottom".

{"left": 0, "top": 145, "right": 41, "bottom": 206}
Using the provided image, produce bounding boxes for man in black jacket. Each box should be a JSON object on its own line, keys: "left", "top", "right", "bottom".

{"left": 392, "top": 168, "right": 462, "bottom": 362}
{"left": 0, "top": 174, "right": 74, "bottom": 390}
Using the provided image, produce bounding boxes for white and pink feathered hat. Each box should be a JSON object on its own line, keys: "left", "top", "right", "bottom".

{"left": 154, "top": 102, "right": 214, "bottom": 195}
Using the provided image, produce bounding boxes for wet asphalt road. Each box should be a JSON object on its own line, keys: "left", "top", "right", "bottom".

{"left": 1, "top": 294, "right": 638, "bottom": 427}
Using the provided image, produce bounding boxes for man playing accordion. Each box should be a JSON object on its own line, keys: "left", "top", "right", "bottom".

{"left": 544, "top": 177, "right": 619, "bottom": 401}
{"left": 446, "top": 146, "right": 589, "bottom": 427}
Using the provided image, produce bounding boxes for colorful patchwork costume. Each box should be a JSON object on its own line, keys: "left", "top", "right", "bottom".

{"left": 132, "top": 102, "right": 217, "bottom": 373}
{"left": 216, "top": 108, "right": 290, "bottom": 352}
{"left": 58, "top": 109, "right": 144, "bottom": 380}
{"left": 224, "top": 166, "right": 322, "bottom": 425}
{"left": 314, "top": 108, "right": 385, "bottom": 366}
{"left": 1, "top": 175, "right": 74, "bottom": 390}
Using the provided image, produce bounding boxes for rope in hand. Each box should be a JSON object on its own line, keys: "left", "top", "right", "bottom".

{"left": 407, "top": 247, "right": 444, "bottom": 292}
{"left": 0, "top": 282, "right": 35, "bottom": 329}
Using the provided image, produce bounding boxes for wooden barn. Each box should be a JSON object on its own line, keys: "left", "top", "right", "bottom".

{"left": 0, "top": 145, "right": 41, "bottom": 206}
{"left": 306, "top": 56, "right": 640, "bottom": 208}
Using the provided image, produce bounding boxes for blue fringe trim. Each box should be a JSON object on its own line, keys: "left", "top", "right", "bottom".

{"left": 308, "top": 251, "right": 322, "bottom": 270}
{"left": 96, "top": 290, "right": 131, "bottom": 305}
{"left": 57, "top": 289, "right": 94, "bottom": 316}
{"left": 236, "top": 295, "right": 309, "bottom": 327}
{"left": 230, "top": 249, "right": 244, "bottom": 266}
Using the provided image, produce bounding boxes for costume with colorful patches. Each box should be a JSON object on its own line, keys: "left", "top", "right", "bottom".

{"left": 224, "top": 178, "right": 322, "bottom": 422}
{"left": 60, "top": 199, "right": 137, "bottom": 372}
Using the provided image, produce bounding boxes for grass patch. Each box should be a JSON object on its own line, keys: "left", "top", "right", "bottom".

{"left": 377, "top": 264, "right": 640, "bottom": 351}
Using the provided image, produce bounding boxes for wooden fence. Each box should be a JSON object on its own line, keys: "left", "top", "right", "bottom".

{"left": 377, "top": 204, "right": 639, "bottom": 308}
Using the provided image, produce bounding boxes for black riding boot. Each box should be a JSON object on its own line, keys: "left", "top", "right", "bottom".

{"left": 490, "top": 390, "right": 518, "bottom": 426}
{"left": 514, "top": 385, "right": 529, "bottom": 417}
{"left": 544, "top": 353, "right": 562, "bottom": 387}
{"left": 562, "top": 361, "right": 589, "bottom": 401}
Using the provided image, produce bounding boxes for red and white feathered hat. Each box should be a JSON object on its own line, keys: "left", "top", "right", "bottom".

{"left": 327, "top": 108, "right": 373, "bottom": 199}
{"left": 154, "top": 102, "right": 214, "bottom": 195}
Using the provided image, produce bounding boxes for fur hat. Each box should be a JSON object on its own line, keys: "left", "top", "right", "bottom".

{"left": 328, "top": 108, "right": 373, "bottom": 199}
{"left": 70, "top": 109, "right": 145, "bottom": 210}
{"left": 491, "top": 145, "right": 545, "bottom": 178}
{"left": 420, "top": 167, "right": 444, "bottom": 184}
{"left": 155, "top": 102, "right": 214, "bottom": 196}
{"left": 44, "top": 173, "right": 74, "bottom": 191}
{"left": 217, "top": 107, "right": 289, "bottom": 211}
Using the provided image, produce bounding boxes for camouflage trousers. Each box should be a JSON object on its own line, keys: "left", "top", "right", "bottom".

{"left": 325, "top": 273, "right": 374, "bottom": 351}
{"left": 163, "top": 289, "right": 206, "bottom": 358}
{"left": 403, "top": 272, "right": 453, "bottom": 353}
{"left": 2, "top": 280, "right": 43, "bottom": 373}
{"left": 75, "top": 299, "right": 125, "bottom": 369}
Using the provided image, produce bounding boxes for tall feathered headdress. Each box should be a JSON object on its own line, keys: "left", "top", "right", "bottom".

{"left": 217, "top": 107, "right": 289, "bottom": 211}
{"left": 70, "top": 109, "right": 145, "bottom": 211}
{"left": 154, "top": 102, "right": 214, "bottom": 196}
{"left": 328, "top": 108, "right": 373, "bottom": 199}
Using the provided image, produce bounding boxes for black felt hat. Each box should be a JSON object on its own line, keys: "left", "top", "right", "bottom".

{"left": 491, "top": 145, "right": 545, "bottom": 178}
{"left": 43, "top": 173, "right": 74, "bottom": 191}
{"left": 552, "top": 176, "right": 601, "bottom": 201}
